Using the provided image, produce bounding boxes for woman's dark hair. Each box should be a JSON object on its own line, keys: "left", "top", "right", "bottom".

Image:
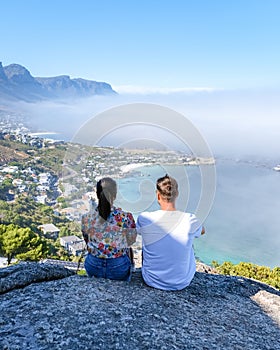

{"left": 96, "top": 177, "right": 117, "bottom": 220}
{"left": 156, "top": 174, "right": 178, "bottom": 202}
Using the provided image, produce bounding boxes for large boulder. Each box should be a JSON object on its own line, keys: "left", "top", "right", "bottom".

{"left": 0, "top": 262, "right": 279, "bottom": 349}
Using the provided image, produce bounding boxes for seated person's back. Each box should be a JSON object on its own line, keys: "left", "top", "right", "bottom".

{"left": 82, "top": 177, "right": 137, "bottom": 281}
{"left": 137, "top": 174, "right": 205, "bottom": 290}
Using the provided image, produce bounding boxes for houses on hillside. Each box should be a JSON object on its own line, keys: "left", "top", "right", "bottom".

{"left": 60, "top": 235, "right": 86, "bottom": 256}
{"left": 37, "top": 225, "right": 85, "bottom": 256}
{"left": 38, "top": 223, "right": 60, "bottom": 239}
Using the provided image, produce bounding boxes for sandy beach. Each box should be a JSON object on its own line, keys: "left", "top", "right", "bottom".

{"left": 120, "top": 163, "right": 152, "bottom": 174}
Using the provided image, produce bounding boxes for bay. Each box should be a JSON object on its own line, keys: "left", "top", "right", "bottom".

{"left": 115, "top": 159, "right": 280, "bottom": 268}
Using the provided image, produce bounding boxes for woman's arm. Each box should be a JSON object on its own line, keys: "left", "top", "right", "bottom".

{"left": 125, "top": 212, "right": 137, "bottom": 246}
{"left": 125, "top": 228, "right": 137, "bottom": 246}
{"left": 81, "top": 215, "right": 89, "bottom": 243}
{"left": 82, "top": 230, "right": 89, "bottom": 244}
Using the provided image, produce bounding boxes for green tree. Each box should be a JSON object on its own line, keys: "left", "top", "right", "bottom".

{"left": 0, "top": 178, "right": 15, "bottom": 200}
{"left": 59, "top": 226, "right": 72, "bottom": 237}
{"left": 0, "top": 224, "right": 49, "bottom": 264}
{"left": 57, "top": 196, "right": 68, "bottom": 208}
{"left": 212, "top": 260, "right": 280, "bottom": 290}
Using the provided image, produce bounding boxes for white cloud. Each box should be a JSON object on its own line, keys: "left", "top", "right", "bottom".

{"left": 112, "top": 85, "right": 220, "bottom": 95}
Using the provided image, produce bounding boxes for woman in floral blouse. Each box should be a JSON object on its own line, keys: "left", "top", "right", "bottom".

{"left": 81, "top": 177, "right": 137, "bottom": 281}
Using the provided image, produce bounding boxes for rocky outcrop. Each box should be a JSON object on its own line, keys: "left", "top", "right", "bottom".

{"left": 0, "top": 262, "right": 279, "bottom": 349}
{"left": 0, "top": 63, "right": 116, "bottom": 102}
{"left": 0, "top": 262, "right": 75, "bottom": 294}
{"left": 3, "top": 64, "right": 39, "bottom": 85}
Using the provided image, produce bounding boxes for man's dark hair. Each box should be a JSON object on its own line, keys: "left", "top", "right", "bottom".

{"left": 156, "top": 174, "right": 178, "bottom": 202}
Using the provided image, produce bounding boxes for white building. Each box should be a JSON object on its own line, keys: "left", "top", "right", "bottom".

{"left": 1, "top": 166, "right": 18, "bottom": 173}
{"left": 60, "top": 235, "right": 85, "bottom": 256}
{"left": 35, "top": 195, "right": 47, "bottom": 204}
{"left": 39, "top": 173, "right": 50, "bottom": 185}
{"left": 38, "top": 223, "right": 60, "bottom": 239}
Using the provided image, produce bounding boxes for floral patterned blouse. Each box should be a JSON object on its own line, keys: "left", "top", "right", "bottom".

{"left": 81, "top": 206, "right": 137, "bottom": 259}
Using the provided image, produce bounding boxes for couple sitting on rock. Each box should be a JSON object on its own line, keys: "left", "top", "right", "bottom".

{"left": 81, "top": 174, "right": 205, "bottom": 291}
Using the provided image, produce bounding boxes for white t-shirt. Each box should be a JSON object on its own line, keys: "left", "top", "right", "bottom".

{"left": 136, "top": 210, "right": 202, "bottom": 291}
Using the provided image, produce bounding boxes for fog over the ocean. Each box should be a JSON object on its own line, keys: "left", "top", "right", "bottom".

{"left": 13, "top": 87, "right": 280, "bottom": 162}
{"left": 8, "top": 88, "right": 280, "bottom": 267}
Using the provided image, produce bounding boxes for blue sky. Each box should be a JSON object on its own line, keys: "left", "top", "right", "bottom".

{"left": 1, "top": 0, "right": 280, "bottom": 91}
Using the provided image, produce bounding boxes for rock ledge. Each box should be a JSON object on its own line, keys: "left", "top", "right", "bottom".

{"left": 0, "top": 262, "right": 280, "bottom": 350}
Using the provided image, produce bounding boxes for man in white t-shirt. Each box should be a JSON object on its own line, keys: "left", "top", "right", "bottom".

{"left": 136, "top": 174, "right": 205, "bottom": 291}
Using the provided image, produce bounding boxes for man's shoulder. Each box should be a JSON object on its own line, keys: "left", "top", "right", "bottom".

{"left": 137, "top": 210, "right": 162, "bottom": 227}
{"left": 181, "top": 211, "right": 196, "bottom": 219}
{"left": 138, "top": 210, "right": 161, "bottom": 219}
{"left": 138, "top": 210, "right": 193, "bottom": 220}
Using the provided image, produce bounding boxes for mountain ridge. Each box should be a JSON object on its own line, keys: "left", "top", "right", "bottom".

{"left": 0, "top": 62, "right": 116, "bottom": 102}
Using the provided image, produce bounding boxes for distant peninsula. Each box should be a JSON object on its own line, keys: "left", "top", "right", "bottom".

{"left": 0, "top": 62, "right": 116, "bottom": 102}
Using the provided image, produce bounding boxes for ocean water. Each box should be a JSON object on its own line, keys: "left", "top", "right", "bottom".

{"left": 115, "top": 159, "right": 280, "bottom": 268}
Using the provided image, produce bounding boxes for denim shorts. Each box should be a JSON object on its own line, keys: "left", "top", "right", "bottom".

{"left": 84, "top": 253, "right": 132, "bottom": 281}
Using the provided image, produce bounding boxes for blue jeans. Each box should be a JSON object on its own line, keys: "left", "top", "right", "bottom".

{"left": 85, "top": 253, "right": 132, "bottom": 281}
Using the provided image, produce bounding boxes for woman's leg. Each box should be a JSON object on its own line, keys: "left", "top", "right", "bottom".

{"left": 106, "top": 255, "right": 131, "bottom": 281}
{"left": 84, "top": 254, "right": 105, "bottom": 278}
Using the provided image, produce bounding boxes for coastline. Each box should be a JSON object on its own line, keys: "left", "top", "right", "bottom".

{"left": 120, "top": 162, "right": 152, "bottom": 174}
{"left": 117, "top": 161, "right": 280, "bottom": 269}
{"left": 28, "top": 132, "right": 59, "bottom": 136}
